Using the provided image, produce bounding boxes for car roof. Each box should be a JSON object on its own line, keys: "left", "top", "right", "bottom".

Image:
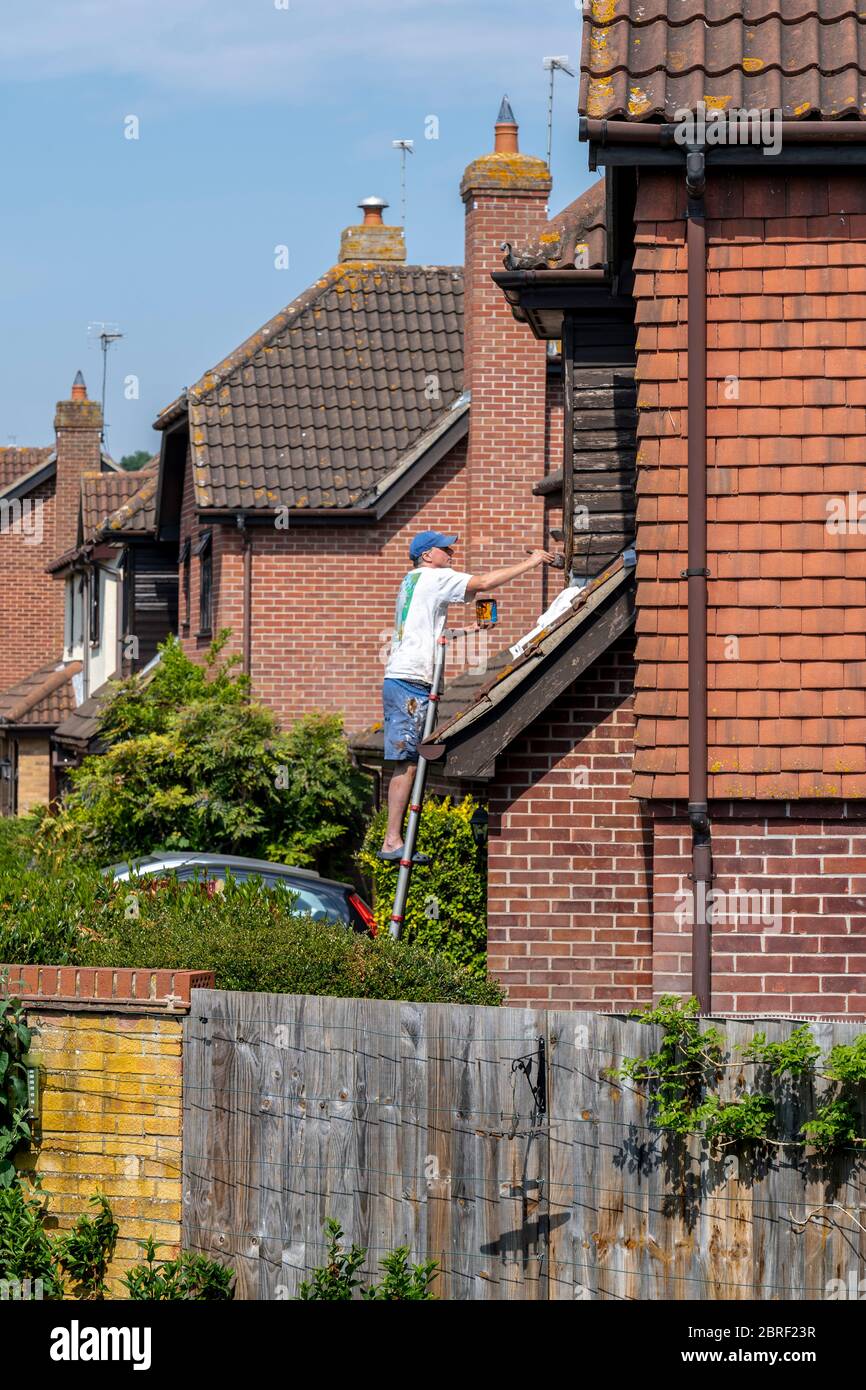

{"left": 105, "top": 853, "right": 353, "bottom": 893}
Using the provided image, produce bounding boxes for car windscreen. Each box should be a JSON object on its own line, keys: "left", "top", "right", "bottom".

{"left": 172, "top": 867, "right": 347, "bottom": 921}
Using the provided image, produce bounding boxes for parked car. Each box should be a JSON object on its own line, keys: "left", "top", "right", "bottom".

{"left": 104, "top": 853, "right": 377, "bottom": 934}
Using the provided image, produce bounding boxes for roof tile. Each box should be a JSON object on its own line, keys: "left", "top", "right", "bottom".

{"left": 580, "top": 1, "right": 866, "bottom": 122}
{"left": 175, "top": 264, "right": 464, "bottom": 512}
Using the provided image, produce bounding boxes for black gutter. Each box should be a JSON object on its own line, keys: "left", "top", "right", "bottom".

{"left": 582, "top": 118, "right": 866, "bottom": 146}
{"left": 580, "top": 118, "right": 866, "bottom": 170}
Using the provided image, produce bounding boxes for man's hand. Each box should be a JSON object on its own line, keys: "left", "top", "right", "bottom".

{"left": 465, "top": 549, "right": 562, "bottom": 597}
{"left": 524, "top": 548, "right": 559, "bottom": 568}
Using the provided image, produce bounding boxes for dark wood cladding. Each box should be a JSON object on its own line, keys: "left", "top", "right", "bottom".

{"left": 564, "top": 303, "right": 637, "bottom": 583}
{"left": 128, "top": 544, "right": 179, "bottom": 668}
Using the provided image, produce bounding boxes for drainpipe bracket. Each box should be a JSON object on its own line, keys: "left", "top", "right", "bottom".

{"left": 686, "top": 148, "right": 706, "bottom": 201}
{"left": 681, "top": 566, "right": 710, "bottom": 579}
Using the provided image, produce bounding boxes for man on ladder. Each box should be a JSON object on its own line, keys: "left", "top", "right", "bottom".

{"left": 379, "top": 530, "right": 556, "bottom": 879}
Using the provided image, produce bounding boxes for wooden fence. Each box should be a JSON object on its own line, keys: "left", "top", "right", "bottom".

{"left": 182, "top": 991, "right": 866, "bottom": 1300}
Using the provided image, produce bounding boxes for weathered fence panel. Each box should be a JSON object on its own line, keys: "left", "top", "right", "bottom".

{"left": 184, "top": 993, "right": 866, "bottom": 1300}
{"left": 545, "top": 1011, "right": 866, "bottom": 1301}
{"left": 183, "top": 990, "right": 548, "bottom": 1299}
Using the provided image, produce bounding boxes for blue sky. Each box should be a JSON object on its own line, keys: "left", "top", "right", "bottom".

{"left": 1, "top": 0, "right": 592, "bottom": 461}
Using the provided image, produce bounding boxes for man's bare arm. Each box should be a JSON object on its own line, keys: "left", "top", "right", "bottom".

{"left": 464, "top": 550, "right": 555, "bottom": 598}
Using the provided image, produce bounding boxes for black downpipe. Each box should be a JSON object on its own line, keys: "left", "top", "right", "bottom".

{"left": 685, "top": 150, "right": 713, "bottom": 1012}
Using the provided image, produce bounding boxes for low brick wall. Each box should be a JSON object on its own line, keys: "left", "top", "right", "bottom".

{"left": 4, "top": 965, "right": 213, "bottom": 1295}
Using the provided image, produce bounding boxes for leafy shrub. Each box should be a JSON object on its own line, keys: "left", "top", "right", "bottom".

{"left": 0, "top": 1182, "right": 63, "bottom": 1298}
{"left": 0, "top": 819, "right": 36, "bottom": 876}
{"left": 76, "top": 876, "right": 503, "bottom": 1006}
{"left": 0, "top": 984, "right": 32, "bottom": 1187}
{"left": 34, "top": 634, "right": 370, "bottom": 879}
{"left": 0, "top": 1187, "right": 232, "bottom": 1301}
{"left": 358, "top": 796, "right": 487, "bottom": 976}
{"left": 297, "top": 1219, "right": 366, "bottom": 1300}
{"left": 298, "top": 1219, "right": 437, "bottom": 1301}
{"left": 363, "top": 1246, "right": 438, "bottom": 1301}
{"left": 56, "top": 1194, "right": 118, "bottom": 1299}
{"left": 0, "top": 858, "right": 501, "bottom": 1005}
{"left": 0, "top": 865, "right": 111, "bottom": 966}
{"left": 122, "top": 1237, "right": 234, "bottom": 1300}
{"left": 616, "top": 996, "right": 866, "bottom": 1155}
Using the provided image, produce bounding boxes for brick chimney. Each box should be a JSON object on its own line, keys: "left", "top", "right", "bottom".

{"left": 339, "top": 197, "right": 407, "bottom": 264}
{"left": 53, "top": 371, "right": 103, "bottom": 557}
{"left": 460, "top": 99, "right": 552, "bottom": 644}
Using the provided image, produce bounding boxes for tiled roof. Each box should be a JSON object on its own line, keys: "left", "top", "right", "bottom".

{"left": 580, "top": 0, "right": 866, "bottom": 122}
{"left": 52, "top": 686, "right": 107, "bottom": 749}
{"left": 160, "top": 263, "right": 464, "bottom": 511}
{"left": 0, "top": 447, "right": 53, "bottom": 493}
{"left": 0, "top": 662, "right": 82, "bottom": 728}
{"left": 503, "top": 179, "right": 607, "bottom": 271}
{"left": 81, "top": 462, "right": 158, "bottom": 541}
{"left": 102, "top": 462, "right": 158, "bottom": 536}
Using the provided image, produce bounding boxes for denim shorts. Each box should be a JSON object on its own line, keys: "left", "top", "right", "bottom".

{"left": 382, "top": 678, "right": 431, "bottom": 763}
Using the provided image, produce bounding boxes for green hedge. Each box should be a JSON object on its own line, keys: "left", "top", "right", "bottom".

{"left": 358, "top": 796, "right": 487, "bottom": 977}
{"left": 0, "top": 866, "right": 502, "bottom": 1007}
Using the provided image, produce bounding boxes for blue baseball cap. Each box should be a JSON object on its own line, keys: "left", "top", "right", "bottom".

{"left": 409, "top": 530, "right": 458, "bottom": 563}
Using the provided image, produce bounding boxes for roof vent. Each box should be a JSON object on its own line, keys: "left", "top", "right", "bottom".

{"left": 358, "top": 196, "right": 388, "bottom": 226}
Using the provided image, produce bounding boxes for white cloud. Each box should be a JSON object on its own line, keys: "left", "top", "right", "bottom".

{"left": 2, "top": 0, "right": 577, "bottom": 100}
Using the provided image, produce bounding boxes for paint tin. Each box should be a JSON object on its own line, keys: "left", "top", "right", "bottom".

{"left": 475, "top": 597, "right": 498, "bottom": 627}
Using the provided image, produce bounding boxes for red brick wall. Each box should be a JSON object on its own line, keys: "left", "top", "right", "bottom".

{"left": 486, "top": 637, "right": 654, "bottom": 1011}
{"left": 179, "top": 438, "right": 472, "bottom": 734}
{"left": 653, "top": 811, "right": 866, "bottom": 1017}
{"left": 632, "top": 168, "right": 866, "bottom": 802}
{"left": 53, "top": 395, "right": 102, "bottom": 562}
{"left": 0, "top": 389, "right": 102, "bottom": 691}
{"left": 0, "top": 475, "right": 63, "bottom": 687}
{"left": 460, "top": 155, "right": 555, "bottom": 650}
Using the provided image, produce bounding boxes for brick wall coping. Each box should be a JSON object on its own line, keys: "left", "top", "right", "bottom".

{"left": 0, "top": 965, "right": 214, "bottom": 1014}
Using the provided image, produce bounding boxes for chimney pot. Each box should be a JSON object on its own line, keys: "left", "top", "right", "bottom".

{"left": 494, "top": 94, "right": 520, "bottom": 154}
{"left": 71, "top": 370, "right": 87, "bottom": 401}
{"left": 358, "top": 196, "right": 388, "bottom": 227}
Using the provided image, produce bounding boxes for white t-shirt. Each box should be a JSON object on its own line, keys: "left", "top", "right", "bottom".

{"left": 384, "top": 567, "right": 472, "bottom": 685}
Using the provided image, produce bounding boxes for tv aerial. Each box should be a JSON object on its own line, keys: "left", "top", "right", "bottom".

{"left": 87, "top": 321, "right": 125, "bottom": 442}
{"left": 543, "top": 56, "right": 575, "bottom": 170}
{"left": 391, "top": 139, "right": 415, "bottom": 228}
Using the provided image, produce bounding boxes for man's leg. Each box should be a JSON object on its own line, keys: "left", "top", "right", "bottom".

{"left": 382, "top": 761, "right": 416, "bottom": 852}
{"left": 380, "top": 680, "right": 432, "bottom": 857}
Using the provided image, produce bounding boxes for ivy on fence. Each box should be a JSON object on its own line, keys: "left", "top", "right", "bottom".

{"left": 611, "top": 995, "right": 866, "bottom": 1154}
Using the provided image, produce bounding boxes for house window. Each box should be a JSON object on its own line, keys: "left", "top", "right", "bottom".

{"left": 194, "top": 531, "right": 212, "bottom": 636}
{"left": 73, "top": 575, "right": 85, "bottom": 649}
{"left": 179, "top": 538, "right": 191, "bottom": 630}
{"left": 89, "top": 568, "right": 100, "bottom": 645}
{"left": 64, "top": 577, "right": 75, "bottom": 650}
